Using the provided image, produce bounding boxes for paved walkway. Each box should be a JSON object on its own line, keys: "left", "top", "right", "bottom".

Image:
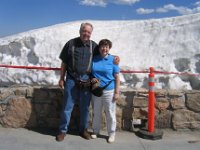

{"left": 0, "top": 128, "right": 200, "bottom": 150}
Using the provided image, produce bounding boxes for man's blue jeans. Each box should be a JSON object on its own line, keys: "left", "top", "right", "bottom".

{"left": 59, "top": 76, "right": 91, "bottom": 133}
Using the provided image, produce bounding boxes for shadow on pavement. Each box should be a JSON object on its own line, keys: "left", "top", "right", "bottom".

{"left": 26, "top": 127, "right": 58, "bottom": 137}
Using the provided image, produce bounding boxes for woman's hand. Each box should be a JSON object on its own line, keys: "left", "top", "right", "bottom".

{"left": 113, "top": 93, "right": 119, "bottom": 101}
{"left": 91, "top": 78, "right": 99, "bottom": 84}
{"left": 59, "top": 79, "right": 65, "bottom": 89}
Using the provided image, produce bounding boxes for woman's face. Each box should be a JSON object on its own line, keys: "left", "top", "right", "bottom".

{"left": 99, "top": 45, "right": 110, "bottom": 57}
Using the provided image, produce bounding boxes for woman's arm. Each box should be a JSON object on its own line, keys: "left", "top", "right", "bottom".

{"left": 113, "top": 73, "right": 120, "bottom": 101}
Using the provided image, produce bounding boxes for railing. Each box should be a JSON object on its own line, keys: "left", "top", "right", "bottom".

{"left": 1, "top": 64, "right": 200, "bottom": 134}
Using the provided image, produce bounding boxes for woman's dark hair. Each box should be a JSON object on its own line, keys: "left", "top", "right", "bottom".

{"left": 98, "top": 39, "right": 112, "bottom": 48}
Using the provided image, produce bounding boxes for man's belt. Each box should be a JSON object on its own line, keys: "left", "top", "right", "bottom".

{"left": 75, "top": 79, "right": 91, "bottom": 89}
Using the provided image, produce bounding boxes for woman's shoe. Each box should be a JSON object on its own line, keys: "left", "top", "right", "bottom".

{"left": 91, "top": 134, "right": 97, "bottom": 139}
{"left": 108, "top": 135, "right": 115, "bottom": 143}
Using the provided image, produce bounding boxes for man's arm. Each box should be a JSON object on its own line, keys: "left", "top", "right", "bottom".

{"left": 113, "top": 55, "right": 120, "bottom": 65}
{"left": 59, "top": 40, "right": 71, "bottom": 89}
{"left": 92, "top": 41, "right": 99, "bottom": 56}
{"left": 59, "top": 62, "right": 67, "bottom": 89}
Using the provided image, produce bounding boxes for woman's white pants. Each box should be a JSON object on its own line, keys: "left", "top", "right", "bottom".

{"left": 92, "top": 90, "right": 116, "bottom": 136}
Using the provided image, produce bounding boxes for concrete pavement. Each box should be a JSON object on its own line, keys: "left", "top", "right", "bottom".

{"left": 0, "top": 128, "right": 199, "bottom": 150}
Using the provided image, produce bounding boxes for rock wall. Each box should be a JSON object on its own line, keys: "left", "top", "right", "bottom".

{"left": 0, "top": 85, "right": 200, "bottom": 131}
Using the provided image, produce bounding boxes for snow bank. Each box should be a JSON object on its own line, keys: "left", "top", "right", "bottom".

{"left": 0, "top": 13, "right": 200, "bottom": 89}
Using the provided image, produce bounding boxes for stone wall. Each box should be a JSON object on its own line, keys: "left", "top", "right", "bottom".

{"left": 0, "top": 85, "right": 200, "bottom": 131}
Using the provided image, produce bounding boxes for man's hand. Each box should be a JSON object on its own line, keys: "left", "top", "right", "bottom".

{"left": 59, "top": 79, "right": 65, "bottom": 89}
{"left": 113, "top": 55, "right": 120, "bottom": 65}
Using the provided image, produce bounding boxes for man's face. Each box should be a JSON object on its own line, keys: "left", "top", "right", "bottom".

{"left": 80, "top": 25, "right": 92, "bottom": 43}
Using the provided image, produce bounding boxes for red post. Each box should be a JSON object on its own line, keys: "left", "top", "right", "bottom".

{"left": 148, "top": 67, "right": 155, "bottom": 132}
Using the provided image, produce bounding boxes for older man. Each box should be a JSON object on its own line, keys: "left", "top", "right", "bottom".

{"left": 56, "top": 23, "right": 97, "bottom": 141}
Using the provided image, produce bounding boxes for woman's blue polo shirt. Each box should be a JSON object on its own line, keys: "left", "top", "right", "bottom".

{"left": 91, "top": 54, "right": 120, "bottom": 90}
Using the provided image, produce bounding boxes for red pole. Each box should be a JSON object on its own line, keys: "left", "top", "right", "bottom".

{"left": 148, "top": 67, "right": 155, "bottom": 132}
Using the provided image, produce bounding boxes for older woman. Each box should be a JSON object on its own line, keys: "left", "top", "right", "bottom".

{"left": 91, "top": 39, "right": 120, "bottom": 143}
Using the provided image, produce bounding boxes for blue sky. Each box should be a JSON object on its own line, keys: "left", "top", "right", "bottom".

{"left": 0, "top": 0, "right": 200, "bottom": 37}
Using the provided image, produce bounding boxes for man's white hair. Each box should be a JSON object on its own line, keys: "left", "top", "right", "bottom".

{"left": 79, "top": 22, "right": 93, "bottom": 32}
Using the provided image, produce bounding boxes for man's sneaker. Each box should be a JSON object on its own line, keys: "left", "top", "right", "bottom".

{"left": 56, "top": 132, "right": 66, "bottom": 142}
{"left": 91, "top": 134, "right": 97, "bottom": 139}
{"left": 108, "top": 135, "right": 115, "bottom": 143}
{"left": 79, "top": 130, "right": 91, "bottom": 140}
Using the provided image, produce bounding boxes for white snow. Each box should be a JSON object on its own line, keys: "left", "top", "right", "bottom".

{"left": 0, "top": 13, "right": 200, "bottom": 89}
